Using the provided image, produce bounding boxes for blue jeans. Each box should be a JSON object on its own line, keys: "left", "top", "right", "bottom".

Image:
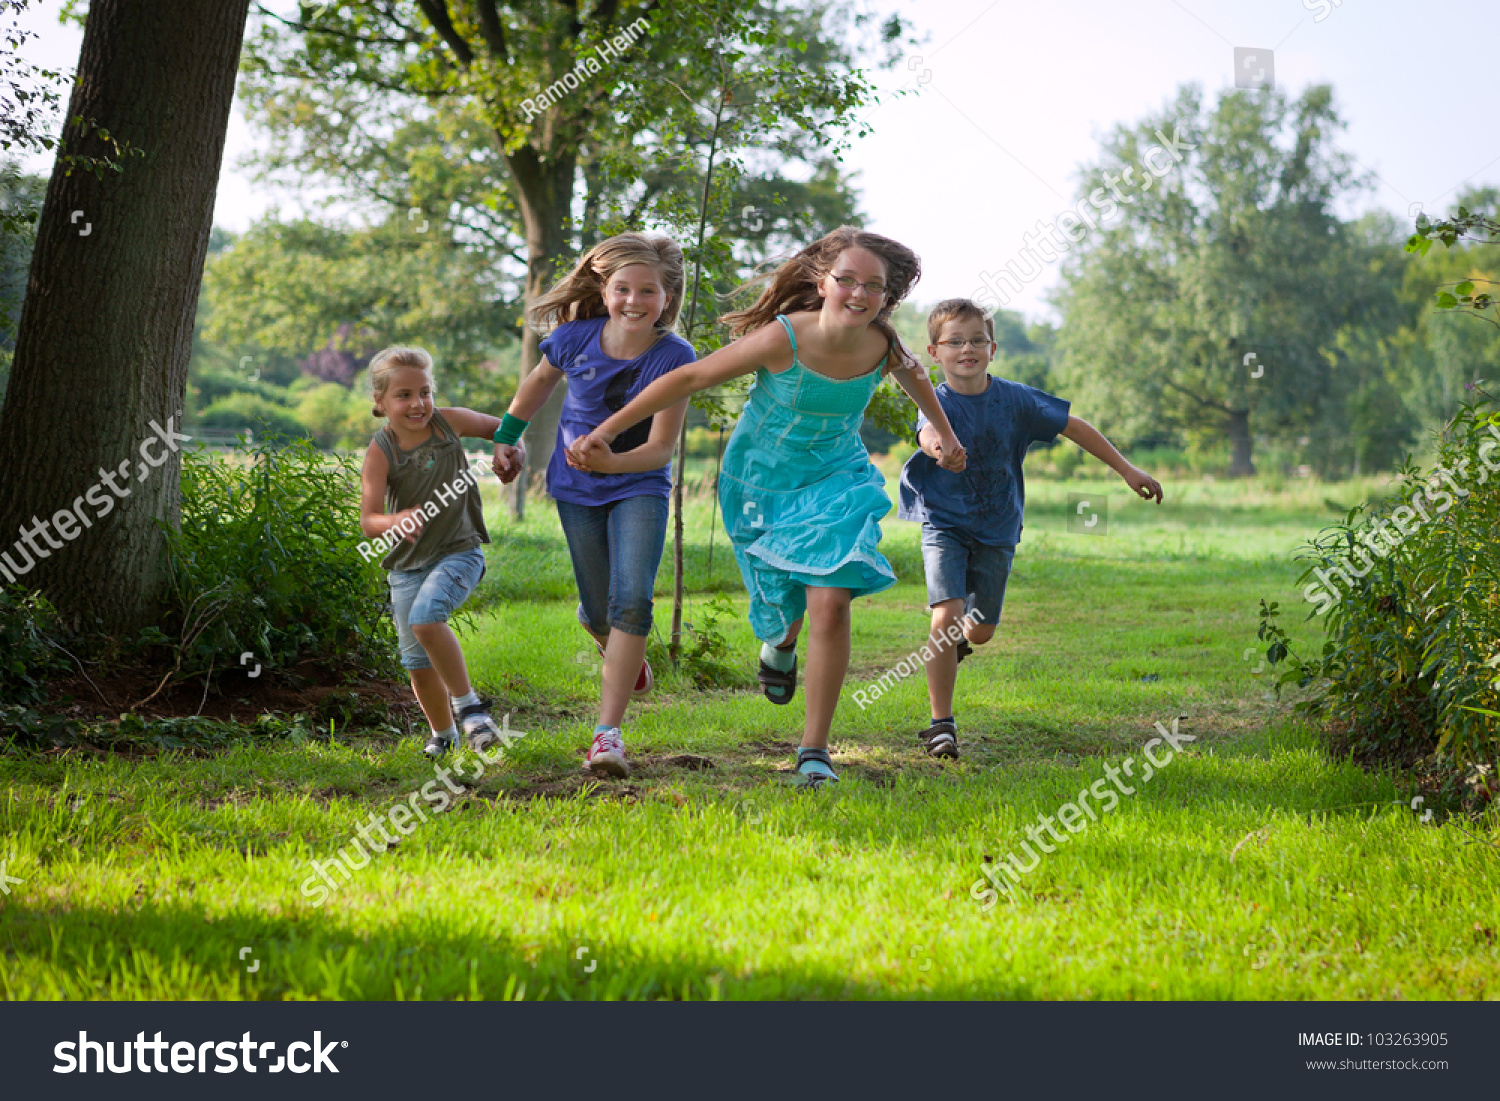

{"left": 555, "top": 494, "right": 669, "bottom": 637}
{"left": 919, "top": 523, "right": 1014, "bottom": 628}
{"left": 388, "top": 548, "right": 487, "bottom": 670}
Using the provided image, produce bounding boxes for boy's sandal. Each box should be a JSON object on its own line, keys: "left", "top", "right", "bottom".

{"left": 955, "top": 639, "right": 973, "bottom": 665}
{"left": 918, "top": 722, "right": 959, "bottom": 760}
{"left": 793, "top": 746, "right": 838, "bottom": 789}
{"left": 757, "top": 654, "right": 797, "bottom": 705}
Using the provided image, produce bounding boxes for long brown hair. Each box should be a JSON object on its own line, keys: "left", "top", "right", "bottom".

{"left": 719, "top": 226, "right": 921, "bottom": 370}
{"left": 529, "top": 232, "right": 686, "bottom": 333}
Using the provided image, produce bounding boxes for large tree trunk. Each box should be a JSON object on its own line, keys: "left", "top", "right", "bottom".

{"left": 504, "top": 145, "right": 577, "bottom": 520}
{"left": 1227, "top": 408, "right": 1255, "bottom": 477}
{"left": 0, "top": 0, "right": 251, "bottom": 631}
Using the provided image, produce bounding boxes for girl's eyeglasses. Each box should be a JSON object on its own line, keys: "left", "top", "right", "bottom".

{"left": 830, "top": 275, "right": 888, "bottom": 297}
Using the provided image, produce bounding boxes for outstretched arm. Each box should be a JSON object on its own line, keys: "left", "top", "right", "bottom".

{"left": 893, "top": 366, "right": 966, "bottom": 472}
{"left": 489, "top": 360, "right": 565, "bottom": 483}
{"left": 567, "top": 324, "right": 785, "bottom": 471}
{"left": 1061, "top": 414, "right": 1163, "bottom": 503}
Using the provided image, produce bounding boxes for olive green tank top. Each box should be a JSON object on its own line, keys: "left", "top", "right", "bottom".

{"left": 372, "top": 410, "right": 489, "bottom": 572}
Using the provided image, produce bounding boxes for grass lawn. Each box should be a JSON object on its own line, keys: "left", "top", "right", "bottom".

{"left": 2, "top": 469, "right": 1497, "bottom": 999}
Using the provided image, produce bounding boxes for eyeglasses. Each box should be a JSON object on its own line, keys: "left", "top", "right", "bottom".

{"left": 830, "top": 274, "right": 888, "bottom": 297}
{"left": 935, "top": 338, "right": 993, "bottom": 350}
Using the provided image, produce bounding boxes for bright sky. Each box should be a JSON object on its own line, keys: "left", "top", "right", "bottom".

{"left": 15, "top": 0, "right": 1497, "bottom": 322}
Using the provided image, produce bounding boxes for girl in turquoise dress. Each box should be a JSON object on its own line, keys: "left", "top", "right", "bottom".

{"left": 568, "top": 227, "right": 966, "bottom": 786}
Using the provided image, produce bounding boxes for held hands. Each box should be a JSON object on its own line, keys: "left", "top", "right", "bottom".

{"left": 935, "top": 434, "right": 967, "bottom": 473}
{"left": 1123, "top": 465, "right": 1164, "bottom": 504}
{"left": 491, "top": 441, "right": 526, "bottom": 484}
{"left": 566, "top": 431, "right": 616, "bottom": 473}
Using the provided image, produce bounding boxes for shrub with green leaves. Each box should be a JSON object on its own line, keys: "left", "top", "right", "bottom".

{"left": 0, "top": 587, "right": 67, "bottom": 705}
{"left": 1260, "top": 395, "right": 1500, "bottom": 783}
{"left": 161, "top": 435, "right": 397, "bottom": 682}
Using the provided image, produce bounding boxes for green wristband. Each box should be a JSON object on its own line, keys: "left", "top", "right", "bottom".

{"left": 493, "top": 413, "right": 529, "bottom": 447}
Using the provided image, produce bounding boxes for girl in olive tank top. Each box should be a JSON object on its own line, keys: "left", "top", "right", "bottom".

{"left": 358, "top": 346, "right": 507, "bottom": 761}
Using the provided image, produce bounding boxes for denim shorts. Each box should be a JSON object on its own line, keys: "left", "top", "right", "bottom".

{"left": 555, "top": 494, "right": 669, "bottom": 637}
{"left": 920, "top": 523, "right": 1015, "bottom": 627}
{"left": 388, "top": 548, "right": 487, "bottom": 670}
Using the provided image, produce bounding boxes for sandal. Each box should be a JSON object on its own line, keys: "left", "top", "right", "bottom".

{"left": 793, "top": 746, "right": 838, "bottom": 789}
{"left": 757, "top": 653, "right": 797, "bottom": 705}
{"left": 918, "top": 721, "right": 959, "bottom": 760}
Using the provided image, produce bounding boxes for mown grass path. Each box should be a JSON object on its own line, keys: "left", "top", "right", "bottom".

{"left": 3, "top": 476, "right": 1497, "bottom": 999}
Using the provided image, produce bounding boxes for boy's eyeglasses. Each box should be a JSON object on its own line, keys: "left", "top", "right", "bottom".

{"left": 830, "top": 275, "right": 888, "bottom": 296}
{"left": 935, "top": 338, "right": 993, "bottom": 350}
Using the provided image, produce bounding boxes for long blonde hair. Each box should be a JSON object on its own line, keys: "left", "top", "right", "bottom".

{"left": 368, "top": 345, "right": 434, "bottom": 417}
{"left": 719, "top": 226, "right": 921, "bottom": 370}
{"left": 529, "top": 232, "right": 686, "bottom": 334}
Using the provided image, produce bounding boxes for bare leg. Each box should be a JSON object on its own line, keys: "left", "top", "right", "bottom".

{"left": 799, "top": 587, "right": 851, "bottom": 750}
{"left": 408, "top": 666, "right": 454, "bottom": 731}
{"left": 598, "top": 628, "right": 648, "bottom": 729}
{"left": 924, "top": 598, "right": 966, "bottom": 723}
{"left": 411, "top": 621, "right": 474, "bottom": 701}
{"left": 924, "top": 603, "right": 997, "bottom": 722}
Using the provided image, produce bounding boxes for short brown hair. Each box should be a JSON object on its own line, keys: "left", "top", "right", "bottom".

{"left": 926, "top": 298, "right": 994, "bottom": 345}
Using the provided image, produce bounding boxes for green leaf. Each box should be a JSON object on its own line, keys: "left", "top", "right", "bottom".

{"left": 1435, "top": 292, "right": 1458, "bottom": 309}
{"left": 1455, "top": 280, "right": 1475, "bottom": 296}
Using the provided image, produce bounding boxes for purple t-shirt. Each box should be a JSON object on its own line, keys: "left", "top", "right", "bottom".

{"left": 541, "top": 317, "right": 697, "bottom": 506}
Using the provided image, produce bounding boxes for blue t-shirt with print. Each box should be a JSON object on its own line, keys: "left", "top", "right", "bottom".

{"left": 541, "top": 317, "right": 697, "bottom": 506}
{"left": 897, "top": 375, "right": 1070, "bottom": 546}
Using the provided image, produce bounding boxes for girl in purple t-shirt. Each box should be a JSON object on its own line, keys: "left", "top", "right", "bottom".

{"left": 490, "top": 233, "right": 696, "bottom": 778}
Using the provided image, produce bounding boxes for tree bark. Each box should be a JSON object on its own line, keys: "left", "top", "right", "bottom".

{"left": 0, "top": 0, "right": 251, "bottom": 631}
{"left": 503, "top": 143, "right": 576, "bottom": 519}
{"left": 1227, "top": 408, "right": 1255, "bottom": 477}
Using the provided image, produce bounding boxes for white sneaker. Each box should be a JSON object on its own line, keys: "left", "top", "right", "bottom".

{"left": 458, "top": 703, "right": 503, "bottom": 751}
{"left": 423, "top": 728, "right": 459, "bottom": 760}
{"left": 584, "top": 727, "right": 630, "bottom": 777}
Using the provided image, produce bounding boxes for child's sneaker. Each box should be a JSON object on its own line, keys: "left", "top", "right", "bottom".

{"left": 596, "top": 641, "right": 653, "bottom": 698}
{"left": 423, "top": 728, "right": 460, "bottom": 760}
{"left": 919, "top": 720, "right": 959, "bottom": 760}
{"left": 458, "top": 701, "right": 503, "bottom": 751}
{"left": 584, "top": 726, "right": 630, "bottom": 777}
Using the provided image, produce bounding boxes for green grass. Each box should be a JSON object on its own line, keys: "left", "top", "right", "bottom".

{"left": 2, "top": 472, "right": 1497, "bottom": 1000}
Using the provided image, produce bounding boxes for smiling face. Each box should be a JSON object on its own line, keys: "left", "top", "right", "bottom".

{"left": 377, "top": 366, "right": 435, "bottom": 430}
{"left": 817, "top": 247, "right": 889, "bottom": 329}
{"left": 603, "top": 262, "right": 670, "bottom": 336}
{"left": 928, "top": 316, "right": 995, "bottom": 390}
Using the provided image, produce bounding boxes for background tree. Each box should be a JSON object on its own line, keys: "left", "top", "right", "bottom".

{"left": 240, "top": 0, "right": 904, "bottom": 511}
{"left": 1052, "top": 84, "right": 1391, "bottom": 477}
{"left": 0, "top": 0, "right": 252, "bottom": 630}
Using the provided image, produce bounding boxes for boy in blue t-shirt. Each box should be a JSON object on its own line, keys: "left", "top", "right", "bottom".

{"left": 897, "top": 298, "right": 1163, "bottom": 759}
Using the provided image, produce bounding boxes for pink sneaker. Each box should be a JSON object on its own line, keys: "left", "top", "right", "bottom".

{"left": 584, "top": 726, "right": 630, "bottom": 778}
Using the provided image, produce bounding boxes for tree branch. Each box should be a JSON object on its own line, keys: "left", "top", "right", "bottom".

{"left": 415, "top": 0, "right": 475, "bottom": 66}
{"left": 251, "top": 3, "right": 412, "bottom": 47}
{"left": 474, "top": 0, "right": 509, "bottom": 60}
{"left": 1163, "top": 378, "right": 1233, "bottom": 415}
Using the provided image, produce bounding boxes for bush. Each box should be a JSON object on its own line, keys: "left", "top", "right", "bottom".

{"left": 159, "top": 435, "right": 398, "bottom": 683}
{"left": 198, "top": 391, "right": 309, "bottom": 439}
{"left": 0, "top": 587, "right": 67, "bottom": 705}
{"left": 1261, "top": 395, "right": 1500, "bottom": 795}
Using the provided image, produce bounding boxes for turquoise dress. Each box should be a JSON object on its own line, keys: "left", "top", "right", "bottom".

{"left": 719, "top": 315, "right": 897, "bottom": 642}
